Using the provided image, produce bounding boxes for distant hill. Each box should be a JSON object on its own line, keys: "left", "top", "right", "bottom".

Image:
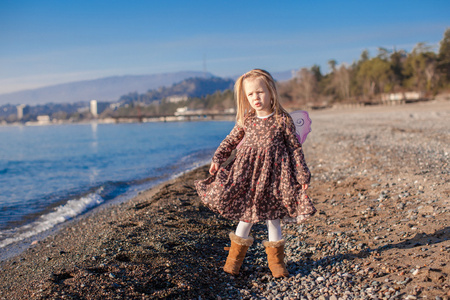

{"left": 117, "top": 77, "right": 235, "bottom": 105}
{"left": 0, "top": 70, "right": 295, "bottom": 106}
{"left": 0, "top": 71, "right": 215, "bottom": 106}
{"left": 272, "top": 70, "right": 295, "bottom": 82}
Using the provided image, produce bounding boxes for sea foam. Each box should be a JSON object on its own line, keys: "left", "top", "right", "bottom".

{"left": 0, "top": 189, "right": 104, "bottom": 248}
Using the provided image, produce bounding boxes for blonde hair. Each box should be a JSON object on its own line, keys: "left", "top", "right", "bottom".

{"left": 234, "top": 69, "right": 289, "bottom": 127}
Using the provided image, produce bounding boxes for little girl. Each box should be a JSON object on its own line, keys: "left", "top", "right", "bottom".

{"left": 195, "top": 69, "right": 316, "bottom": 278}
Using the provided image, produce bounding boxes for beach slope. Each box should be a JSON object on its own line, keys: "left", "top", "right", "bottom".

{"left": 1, "top": 100, "right": 449, "bottom": 299}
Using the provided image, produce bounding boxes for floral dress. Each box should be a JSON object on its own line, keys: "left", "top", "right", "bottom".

{"left": 195, "top": 112, "right": 316, "bottom": 224}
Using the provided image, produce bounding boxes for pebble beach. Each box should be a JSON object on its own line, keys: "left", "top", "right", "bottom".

{"left": 1, "top": 100, "right": 449, "bottom": 300}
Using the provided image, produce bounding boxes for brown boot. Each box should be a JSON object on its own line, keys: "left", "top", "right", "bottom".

{"left": 223, "top": 232, "right": 254, "bottom": 276}
{"left": 263, "top": 239, "right": 289, "bottom": 278}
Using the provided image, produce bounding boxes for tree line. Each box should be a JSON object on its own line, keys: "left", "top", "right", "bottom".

{"left": 278, "top": 28, "right": 450, "bottom": 108}
{"left": 140, "top": 28, "right": 450, "bottom": 115}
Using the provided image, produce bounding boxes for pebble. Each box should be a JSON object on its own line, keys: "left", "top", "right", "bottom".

{"left": 247, "top": 234, "right": 378, "bottom": 299}
{"left": 240, "top": 216, "right": 436, "bottom": 300}
{"left": 418, "top": 205, "right": 434, "bottom": 214}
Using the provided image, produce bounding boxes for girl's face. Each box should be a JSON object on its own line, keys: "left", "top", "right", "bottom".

{"left": 243, "top": 77, "right": 273, "bottom": 117}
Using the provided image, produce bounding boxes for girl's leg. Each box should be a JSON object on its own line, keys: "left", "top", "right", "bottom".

{"left": 235, "top": 221, "right": 253, "bottom": 238}
{"left": 266, "top": 219, "right": 282, "bottom": 241}
{"left": 264, "top": 219, "right": 288, "bottom": 277}
{"left": 224, "top": 221, "right": 254, "bottom": 276}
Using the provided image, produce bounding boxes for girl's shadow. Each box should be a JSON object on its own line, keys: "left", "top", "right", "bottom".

{"left": 376, "top": 226, "right": 449, "bottom": 252}
{"left": 287, "top": 226, "right": 449, "bottom": 276}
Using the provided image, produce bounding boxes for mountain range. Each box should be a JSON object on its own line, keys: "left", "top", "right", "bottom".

{"left": 0, "top": 70, "right": 294, "bottom": 106}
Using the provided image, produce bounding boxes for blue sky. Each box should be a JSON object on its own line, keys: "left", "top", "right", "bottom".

{"left": 0, "top": 0, "right": 448, "bottom": 94}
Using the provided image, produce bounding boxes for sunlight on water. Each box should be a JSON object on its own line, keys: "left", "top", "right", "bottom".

{"left": 0, "top": 121, "right": 234, "bottom": 249}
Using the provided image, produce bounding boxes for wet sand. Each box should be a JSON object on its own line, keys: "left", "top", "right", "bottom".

{"left": 0, "top": 100, "right": 449, "bottom": 299}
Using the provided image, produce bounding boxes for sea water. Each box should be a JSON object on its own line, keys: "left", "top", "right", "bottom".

{"left": 0, "top": 121, "right": 233, "bottom": 255}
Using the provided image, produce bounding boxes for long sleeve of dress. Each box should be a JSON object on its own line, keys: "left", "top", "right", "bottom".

{"left": 284, "top": 117, "right": 311, "bottom": 185}
{"left": 212, "top": 124, "right": 245, "bottom": 166}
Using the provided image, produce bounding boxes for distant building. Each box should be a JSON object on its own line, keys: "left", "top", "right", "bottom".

{"left": 381, "top": 91, "right": 424, "bottom": 102}
{"left": 78, "top": 106, "right": 90, "bottom": 114}
{"left": 109, "top": 102, "right": 122, "bottom": 110}
{"left": 37, "top": 115, "right": 51, "bottom": 125}
{"left": 174, "top": 106, "right": 206, "bottom": 116}
{"left": 167, "top": 95, "right": 188, "bottom": 103}
{"left": 90, "top": 99, "right": 110, "bottom": 116}
{"left": 175, "top": 106, "right": 189, "bottom": 115}
{"left": 90, "top": 100, "right": 98, "bottom": 117}
{"left": 16, "top": 104, "right": 29, "bottom": 120}
{"left": 224, "top": 108, "right": 236, "bottom": 113}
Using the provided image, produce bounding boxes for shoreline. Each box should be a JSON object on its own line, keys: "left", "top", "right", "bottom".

{"left": 1, "top": 97, "right": 444, "bottom": 128}
{"left": 0, "top": 100, "right": 449, "bottom": 299}
{"left": 0, "top": 157, "right": 211, "bottom": 262}
{"left": 1, "top": 115, "right": 236, "bottom": 127}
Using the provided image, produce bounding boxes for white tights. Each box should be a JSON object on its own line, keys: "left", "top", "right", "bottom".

{"left": 235, "top": 219, "right": 282, "bottom": 241}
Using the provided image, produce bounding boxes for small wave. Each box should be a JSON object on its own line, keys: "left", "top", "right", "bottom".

{"left": 169, "top": 156, "right": 212, "bottom": 181}
{"left": 0, "top": 188, "right": 105, "bottom": 248}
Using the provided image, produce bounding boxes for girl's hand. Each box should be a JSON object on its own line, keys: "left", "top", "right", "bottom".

{"left": 209, "top": 162, "right": 220, "bottom": 175}
{"left": 301, "top": 184, "right": 309, "bottom": 190}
